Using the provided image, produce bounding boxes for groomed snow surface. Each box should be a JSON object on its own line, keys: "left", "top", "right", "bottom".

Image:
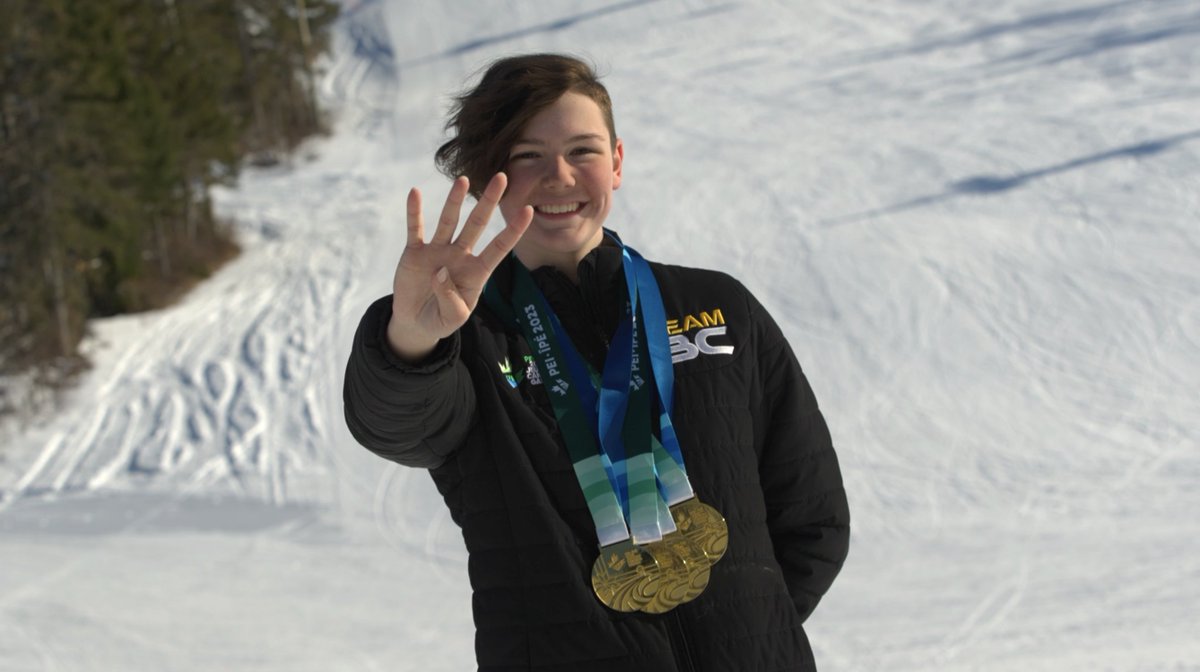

{"left": 2, "top": 0, "right": 1199, "bottom": 669}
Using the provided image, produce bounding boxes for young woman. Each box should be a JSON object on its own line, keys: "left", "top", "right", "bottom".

{"left": 344, "top": 53, "right": 850, "bottom": 671}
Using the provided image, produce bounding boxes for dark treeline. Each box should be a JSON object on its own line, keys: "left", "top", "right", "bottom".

{"left": 0, "top": 0, "right": 338, "bottom": 384}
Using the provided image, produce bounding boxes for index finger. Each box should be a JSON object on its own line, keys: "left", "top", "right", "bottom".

{"left": 406, "top": 187, "right": 424, "bottom": 248}
{"left": 478, "top": 205, "right": 533, "bottom": 272}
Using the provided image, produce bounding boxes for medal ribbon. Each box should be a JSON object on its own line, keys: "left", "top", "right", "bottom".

{"left": 624, "top": 243, "right": 694, "bottom": 506}
{"left": 505, "top": 267, "right": 629, "bottom": 546}
{"left": 483, "top": 232, "right": 694, "bottom": 546}
{"left": 604, "top": 235, "right": 693, "bottom": 508}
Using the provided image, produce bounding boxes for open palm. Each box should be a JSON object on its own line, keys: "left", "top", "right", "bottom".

{"left": 387, "top": 173, "right": 532, "bottom": 360}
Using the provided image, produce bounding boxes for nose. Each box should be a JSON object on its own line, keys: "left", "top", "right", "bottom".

{"left": 541, "top": 155, "right": 575, "bottom": 188}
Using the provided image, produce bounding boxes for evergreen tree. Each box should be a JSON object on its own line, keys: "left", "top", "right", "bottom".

{"left": 0, "top": 0, "right": 339, "bottom": 383}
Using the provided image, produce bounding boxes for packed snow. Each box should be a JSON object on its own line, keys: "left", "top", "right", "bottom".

{"left": 2, "top": 0, "right": 1198, "bottom": 669}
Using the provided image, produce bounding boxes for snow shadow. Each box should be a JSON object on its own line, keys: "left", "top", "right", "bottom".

{"left": 327, "top": 0, "right": 402, "bottom": 116}
{"left": 840, "top": 0, "right": 1195, "bottom": 67}
{"left": 979, "top": 9, "right": 1200, "bottom": 76}
{"left": 823, "top": 129, "right": 1200, "bottom": 224}
{"left": 0, "top": 491, "right": 319, "bottom": 537}
{"left": 347, "top": 16, "right": 394, "bottom": 75}
{"left": 398, "top": 0, "right": 665, "bottom": 67}
{"left": 949, "top": 130, "right": 1200, "bottom": 193}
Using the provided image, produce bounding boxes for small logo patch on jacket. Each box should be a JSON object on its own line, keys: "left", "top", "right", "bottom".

{"left": 667, "top": 307, "right": 735, "bottom": 364}
{"left": 499, "top": 355, "right": 541, "bottom": 388}
{"left": 498, "top": 357, "right": 519, "bottom": 388}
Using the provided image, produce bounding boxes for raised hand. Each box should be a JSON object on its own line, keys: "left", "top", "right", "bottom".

{"left": 387, "top": 173, "right": 532, "bottom": 361}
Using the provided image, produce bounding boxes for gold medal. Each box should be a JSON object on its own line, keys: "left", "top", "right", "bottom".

{"left": 671, "top": 497, "right": 728, "bottom": 564}
{"left": 637, "top": 540, "right": 696, "bottom": 614}
{"left": 591, "top": 539, "right": 659, "bottom": 612}
{"left": 651, "top": 534, "right": 711, "bottom": 607}
{"left": 638, "top": 498, "right": 725, "bottom": 612}
{"left": 591, "top": 499, "right": 728, "bottom": 614}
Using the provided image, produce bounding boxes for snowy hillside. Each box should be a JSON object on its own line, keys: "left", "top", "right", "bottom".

{"left": 2, "top": 0, "right": 1198, "bottom": 669}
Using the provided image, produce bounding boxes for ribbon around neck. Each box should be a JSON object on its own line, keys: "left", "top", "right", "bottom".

{"left": 483, "top": 231, "right": 694, "bottom": 546}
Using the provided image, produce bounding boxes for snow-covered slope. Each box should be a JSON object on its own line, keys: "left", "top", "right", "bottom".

{"left": 2, "top": 0, "right": 1198, "bottom": 669}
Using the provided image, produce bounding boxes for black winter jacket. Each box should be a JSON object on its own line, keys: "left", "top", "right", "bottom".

{"left": 344, "top": 245, "right": 850, "bottom": 671}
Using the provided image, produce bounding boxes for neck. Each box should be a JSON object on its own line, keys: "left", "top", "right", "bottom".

{"left": 513, "top": 250, "right": 580, "bottom": 282}
{"left": 513, "top": 230, "right": 608, "bottom": 283}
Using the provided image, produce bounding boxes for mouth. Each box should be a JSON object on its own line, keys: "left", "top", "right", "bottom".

{"left": 534, "top": 202, "right": 585, "bottom": 217}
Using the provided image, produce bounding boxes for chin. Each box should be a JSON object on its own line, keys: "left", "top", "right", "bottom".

{"left": 534, "top": 220, "right": 601, "bottom": 245}
{"left": 519, "top": 222, "right": 605, "bottom": 269}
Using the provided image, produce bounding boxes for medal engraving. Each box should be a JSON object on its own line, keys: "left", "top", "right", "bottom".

{"left": 592, "top": 500, "right": 727, "bottom": 613}
{"left": 671, "top": 535, "right": 711, "bottom": 599}
{"left": 672, "top": 497, "right": 728, "bottom": 563}
{"left": 591, "top": 540, "right": 659, "bottom": 612}
{"left": 638, "top": 541, "right": 694, "bottom": 614}
{"left": 654, "top": 534, "right": 711, "bottom": 606}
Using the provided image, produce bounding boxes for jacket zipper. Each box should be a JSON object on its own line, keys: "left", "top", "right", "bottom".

{"left": 666, "top": 611, "right": 697, "bottom": 672}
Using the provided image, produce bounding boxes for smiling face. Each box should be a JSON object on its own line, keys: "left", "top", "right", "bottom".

{"left": 500, "top": 92, "right": 624, "bottom": 278}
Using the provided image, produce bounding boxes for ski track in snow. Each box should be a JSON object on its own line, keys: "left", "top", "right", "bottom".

{"left": 2, "top": 189, "right": 360, "bottom": 506}
{"left": 2, "top": 0, "right": 1199, "bottom": 669}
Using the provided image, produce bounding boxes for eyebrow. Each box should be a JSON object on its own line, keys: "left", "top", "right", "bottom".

{"left": 511, "top": 133, "right": 607, "bottom": 146}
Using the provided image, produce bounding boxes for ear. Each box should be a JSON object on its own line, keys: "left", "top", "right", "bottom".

{"left": 612, "top": 138, "right": 624, "bottom": 190}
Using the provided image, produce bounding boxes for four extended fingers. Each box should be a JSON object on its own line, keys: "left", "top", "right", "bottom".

{"left": 407, "top": 172, "right": 529, "bottom": 272}
{"left": 430, "top": 176, "right": 471, "bottom": 245}
{"left": 454, "top": 173, "right": 509, "bottom": 252}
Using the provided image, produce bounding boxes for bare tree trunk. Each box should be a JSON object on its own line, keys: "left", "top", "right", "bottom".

{"left": 163, "top": 0, "right": 181, "bottom": 30}
{"left": 46, "top": 249, "right": 72, "bottom": 358}
{"left": 38, "top": 109, "right": 73, "bottom": 359}
{"left": 154, "top": 216, "right": 171, "bottom": 278}
{"left": 295, "top": 0, "right": 318, "bottom": 127}
{"left": 185, "top": 178, "right": 198, "bottom": 243}
{"left": 233, "top": 0, "right": 269, "bottom": 150}
{"left": 1, "top": 93, "right": 15, "bottom": 141}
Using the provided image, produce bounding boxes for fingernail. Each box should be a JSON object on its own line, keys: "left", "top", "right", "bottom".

{"left": 436, "top": 267, "right": 449, "bottom": 283}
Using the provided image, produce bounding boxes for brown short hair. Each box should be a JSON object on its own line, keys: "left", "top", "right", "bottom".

{"left": 435, "top": 53, "right": 616, "bottom": 197}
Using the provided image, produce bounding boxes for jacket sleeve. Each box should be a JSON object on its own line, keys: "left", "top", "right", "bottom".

{"left": 342, "top": 295, "right": 477, "bottom": 469}
{"left": 749, "top": 290, "right": 850, "bottom": 623}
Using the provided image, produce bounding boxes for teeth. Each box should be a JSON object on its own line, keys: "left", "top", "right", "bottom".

{"left": 536, "top": 202, "right": 582, "bottom": 215}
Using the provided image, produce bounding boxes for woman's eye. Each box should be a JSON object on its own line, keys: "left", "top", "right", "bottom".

{"left": 509, "top": 151, "right": 538, "bottom": 161}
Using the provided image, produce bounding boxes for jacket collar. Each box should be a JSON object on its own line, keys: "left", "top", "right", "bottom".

{"left": 487, "top": 242, "right": 628, "bottom": 364}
